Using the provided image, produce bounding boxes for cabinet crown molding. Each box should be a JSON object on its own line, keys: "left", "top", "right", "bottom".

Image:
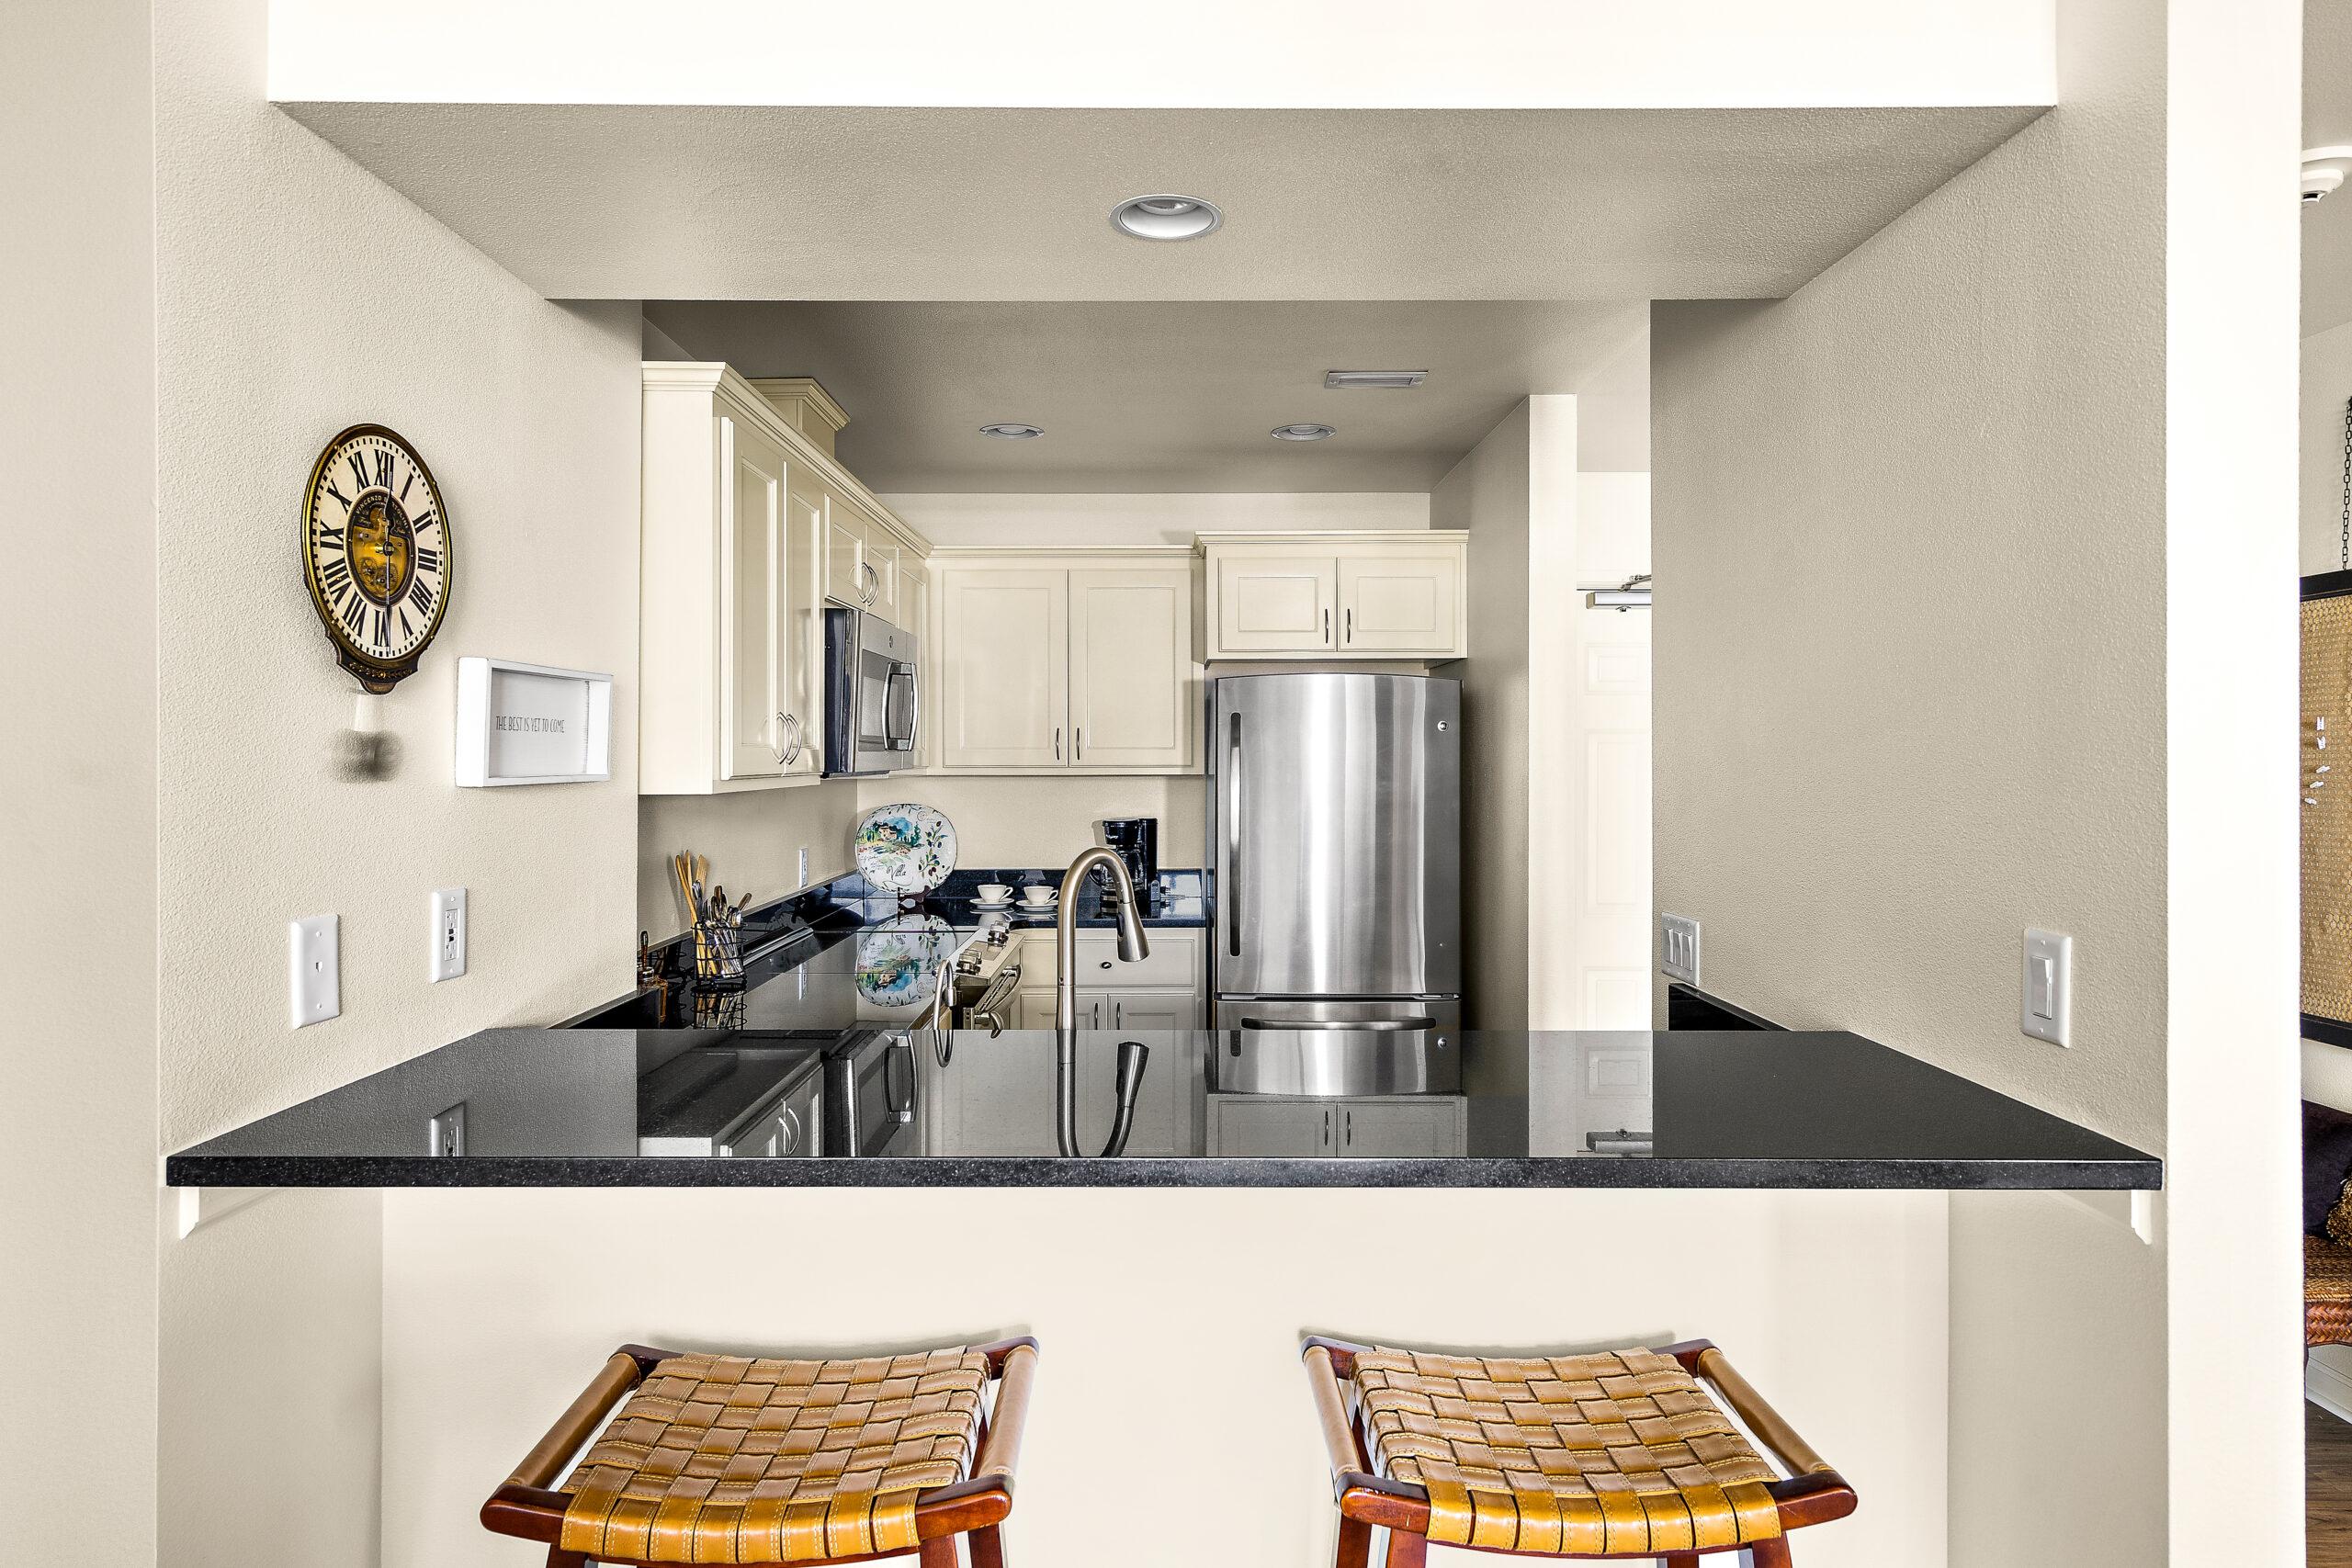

{"left": 929, "top": 545, "right": 1197, "bottom": 561}
{"left": 1193, "top": 528, "right": 1468, "bottom": 550}
{"left": 642, "top": 362, "right": 930, "bottom": 558}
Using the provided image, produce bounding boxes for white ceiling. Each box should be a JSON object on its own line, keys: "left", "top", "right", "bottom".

{"left": 644, "top": 300, "right": 1650, "bottom": 492}
{"left": 2311, "top": 0, "right": 2352, "bottom": 337}
{"left": 283, "top": 103, "right": 2041, "bottom": 303}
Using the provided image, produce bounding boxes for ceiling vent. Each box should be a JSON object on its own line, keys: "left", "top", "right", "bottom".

{"left": 1323, "top": 370, "right": 1429, "bottom": 389}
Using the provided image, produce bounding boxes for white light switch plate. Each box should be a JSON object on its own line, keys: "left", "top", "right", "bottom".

{"left": 430, "top": 887, "right": 467, "bottom": 982}
{"left": 2022, "top": 928, "right": 2073, "bottom": 1046}
{"left": 289, "top": 914, "right": 340, "bottom": 1028}
{"left": 1660, "top": 914, "right": 1701, "bottom": 986}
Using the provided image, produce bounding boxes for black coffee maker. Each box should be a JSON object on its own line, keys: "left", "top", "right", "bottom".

{"left": 1098, "top": 818, "right": 1159, "bottom": 909}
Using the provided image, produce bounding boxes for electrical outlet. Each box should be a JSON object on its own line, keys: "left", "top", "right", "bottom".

{"left": 2022, "top": 928, "right": 2073, "bottom": 1046}
{"left": 289, "top": 914, "right": 340, "bottom": 1028}
{"left": 430, "top": 887, "right": 467, "bottom": 982}
{"left": 1659, "top": 913, "right": 1701, "bottom": 986}
{"left": 427, "top": 1100, "right": 468, "bottom": 1156}
{"left": 797, "top": 846, "right": 810, "bottom": 888}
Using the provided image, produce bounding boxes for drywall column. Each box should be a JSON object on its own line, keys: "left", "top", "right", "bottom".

{"left": 1435, "top": 401, "right": 1537, "bottom": 1028}
{"left": 1, "top": 1, "right": 159, "bottom": 1561}
{"left": 1653, "top": 0, "right": 2301, "bottom": 1560}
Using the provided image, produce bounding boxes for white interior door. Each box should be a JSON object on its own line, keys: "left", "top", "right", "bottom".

{"left": 937, "top": 567, "right": 1068, "bottom": 769}
{"left": 1536, "top": 472, "right": 1652, "bottom": 1028}
{"left": 1068, "top": 565, "right": 1195, "bottom": 768}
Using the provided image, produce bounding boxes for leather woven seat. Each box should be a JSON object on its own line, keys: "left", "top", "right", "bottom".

{"left": 484, "top": 1339, "right": 1036, "bottom": 1568}
{"left": 1304, "top": 1337, "right": 1855, "bottom": 1567}
{"left": 1352, "top": 1346, "right": 1783, "bottom": 1556}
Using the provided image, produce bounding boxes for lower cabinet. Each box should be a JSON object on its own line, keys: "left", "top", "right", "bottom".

{"left": 1204, "top": 1094, "right": 1468, "bottom": 1156}
{"left": 1011, "top": 987, "right": 1201, "bottom": 1031}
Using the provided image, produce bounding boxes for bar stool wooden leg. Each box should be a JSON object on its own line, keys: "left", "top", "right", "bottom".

{"left": 1744, "top": 1543, "right": 1795, "bottom": 1567}
{"left": 1383, "top": 1527, "right": 1428, "bottom": 1568}
{"left": 1332, "top": 1516, "right": 1373, "bottom": 1568}
{"left": 920, "top": 1537, "right": 961, "bottom": 1568}
{"left": 1660, "top": 1556, "right": 1701, "bottom": 1568}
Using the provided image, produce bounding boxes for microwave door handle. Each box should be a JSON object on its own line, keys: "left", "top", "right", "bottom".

{"left": 903, "top": 660, "right": 920, "bottom": 755}
{"left": 886, "top": 1037, "right": 917, "bottom": 1122}
{"left": 1226, "top": 712, "right": 1242, "bottom": 959}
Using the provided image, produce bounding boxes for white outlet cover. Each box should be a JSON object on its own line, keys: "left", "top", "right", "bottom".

{"left": 289, "top": 914, "right": 340, "bottom": 1028}
{"left": 430, "top": 886, "right": 468, "bottom": 982}
{"left": 1659, "top": 913, "right": 1701, "bottom": 986}
{"left": 2021, "top": 928, "right": 2073, "bottom": 1046}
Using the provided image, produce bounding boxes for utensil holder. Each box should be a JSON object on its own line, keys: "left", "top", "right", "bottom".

{"left": 692, "top": 919, "right": 746, "bottom": 989}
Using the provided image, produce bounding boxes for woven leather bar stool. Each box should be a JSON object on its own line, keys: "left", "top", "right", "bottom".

{"left": 1302, "top": 1337, "right": 1855, "bottom": 1567}
{"left": 482, "top": 1338, "right": 1037, "bottom": 1568}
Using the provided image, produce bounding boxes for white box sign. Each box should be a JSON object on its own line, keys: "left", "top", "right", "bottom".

{"left": 455, "top": 657, "right": 613, "bottom": 786}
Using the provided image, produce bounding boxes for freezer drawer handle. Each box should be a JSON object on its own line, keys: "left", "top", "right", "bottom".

{"left": 1237, "top": 1016, "right": 1440, "bottom": 1032}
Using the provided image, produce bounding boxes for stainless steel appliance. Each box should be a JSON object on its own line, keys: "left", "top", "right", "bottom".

{"left": 637, "top": 1039, "right": 827, "bottom": 1157}
{"left": 822, "top": 1027, "right": 920, "bottom": 1155}
{"left": 822, "top": 607, "right": 920, "bottom": 776}
{"left": 1209, "top": 673, "right": 1461, "bottom": 1066}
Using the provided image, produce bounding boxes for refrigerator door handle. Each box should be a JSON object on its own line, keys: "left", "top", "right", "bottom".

{"left": 1238, "top": 1016, "right": 1441, "bottom": 1032}
{"left": 1226, "top": 711, "right": 1243, "bottom": 958}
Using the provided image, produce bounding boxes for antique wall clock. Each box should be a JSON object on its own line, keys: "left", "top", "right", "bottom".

{"left": 300, "top": 423, "right": 453, "bottom": 693}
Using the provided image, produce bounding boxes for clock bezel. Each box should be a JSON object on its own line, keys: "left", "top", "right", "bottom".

{"left": 300, "top": 422, "right": 453, "bottom": 694}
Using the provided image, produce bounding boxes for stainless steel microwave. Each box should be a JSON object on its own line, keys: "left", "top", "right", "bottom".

{"left": 822, "top": 607, "right": 919, "bottom": 775}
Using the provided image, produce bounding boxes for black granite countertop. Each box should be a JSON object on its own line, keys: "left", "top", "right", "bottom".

{"left": 166, "top": 1023, "right": 2160, "bottom": 1190}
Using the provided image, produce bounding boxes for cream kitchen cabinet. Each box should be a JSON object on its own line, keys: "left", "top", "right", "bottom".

{"left": 640, "top": 363, "right": 929, "bottom": 793}
{"left": 1198, "top": 532, "right": 1467, "bottom": 660}
{"left": 932, "top": 550, "right": 1197, "bottom": 773}
{"left": 640, "top": 363, "right": 827, "bottom": 793}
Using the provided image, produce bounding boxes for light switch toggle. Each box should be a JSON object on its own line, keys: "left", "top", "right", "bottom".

{"left": 2021, "top": 928, "right": 2073, "bottom": 1047}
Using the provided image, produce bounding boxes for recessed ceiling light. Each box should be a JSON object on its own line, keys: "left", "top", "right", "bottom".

{"left": 1110, "top": 194, "right": 1223, "bottom": 242}
{"left": 1271, "top": 423, "right": 1337, "bottom": 443}
{"left": 1324, "top": 370, "right": 1429, "bottom": 389}
{"left": 978, "top": 423, "right": 1045, "bottom": 440}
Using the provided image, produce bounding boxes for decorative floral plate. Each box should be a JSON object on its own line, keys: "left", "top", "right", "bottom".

{"left": 854, "top": 802, "right": 957, "bottom": 895}
{"left": 854, "top": 913, "right": 957, "bottom": 1007}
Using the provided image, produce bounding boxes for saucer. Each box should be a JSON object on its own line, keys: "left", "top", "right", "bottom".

{"left": 970, "top": 897, "right": 1015, "bottom": 911}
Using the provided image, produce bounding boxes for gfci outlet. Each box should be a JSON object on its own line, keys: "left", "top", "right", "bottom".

{"left": 289, "top": 914, "right": 340, "bottom": 1028}
{"left": 430, "top": 887, "right": 467, "bottom": 982}
{"left": 1660, "top": 913, "right": 1701, "bottom": 986}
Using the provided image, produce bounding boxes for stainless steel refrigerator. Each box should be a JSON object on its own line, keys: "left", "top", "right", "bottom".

{"left": 1208, "top": 673, "right": 1461, "bottom": 1069}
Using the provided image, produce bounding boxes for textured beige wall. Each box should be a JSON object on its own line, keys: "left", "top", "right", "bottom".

{"left": 1653, "top": 0, "right": 2304, "bottom": 1560}
{"left": 1, "top": 1, "right": 159, "bottom": 1560}
{"left": 1436, "top": 402, "right": 1532, "bottom": 1029}
{"left": 639, "top": 784, "right": 864, "bottom": 939}
{"left": 151, "top": 0, "right": 646, "bottom": 1561}
{"left": 859, "top": 774, "right": 1209, "bottom": 874}
{"left": 381, "top": 1187, "right": 1947, "bottom": 1568}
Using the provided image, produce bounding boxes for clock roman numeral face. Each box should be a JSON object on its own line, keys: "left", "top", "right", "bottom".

{"left": 303, "top": 426, "right": 451, "bottom": 685}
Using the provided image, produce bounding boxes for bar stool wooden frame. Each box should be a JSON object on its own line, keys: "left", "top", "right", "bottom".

{"left": 482, "top": 1337, "right": 1038, "bottom": 1568}
{"left": 1303, "top": 1336, "right": 1856, "bottom": 1567}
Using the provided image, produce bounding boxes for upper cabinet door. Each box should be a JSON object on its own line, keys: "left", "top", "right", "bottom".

{"left": 823, "top": 498, "right": 865, "bottom": 608}
{"left": 779, "top": 482, "right": 827, "bottom": 775}
{"left": 1338, "top": 543, "right": 1464, "bottom": 657}
{"left": 938, "top": 567, "right": 1069, "bottom": 769}
{"left": 1213, "top": 551, "right": 1335, "bottom": 653}
{"left": 1068, "top": 565, "right": 1196, "bottom": 769}
{"left": 864, "top": 533, "right": 901, "bottom": 622}
{"left": 719, "top": 413, "right": 786, "bottom": 781}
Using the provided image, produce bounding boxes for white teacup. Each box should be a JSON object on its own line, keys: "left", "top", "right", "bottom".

{"left": 1019, "top": 885, "right": 1056, "bottom": 907}
{"left": 977, "top": 883, "right": 1012, "bottom": 904}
